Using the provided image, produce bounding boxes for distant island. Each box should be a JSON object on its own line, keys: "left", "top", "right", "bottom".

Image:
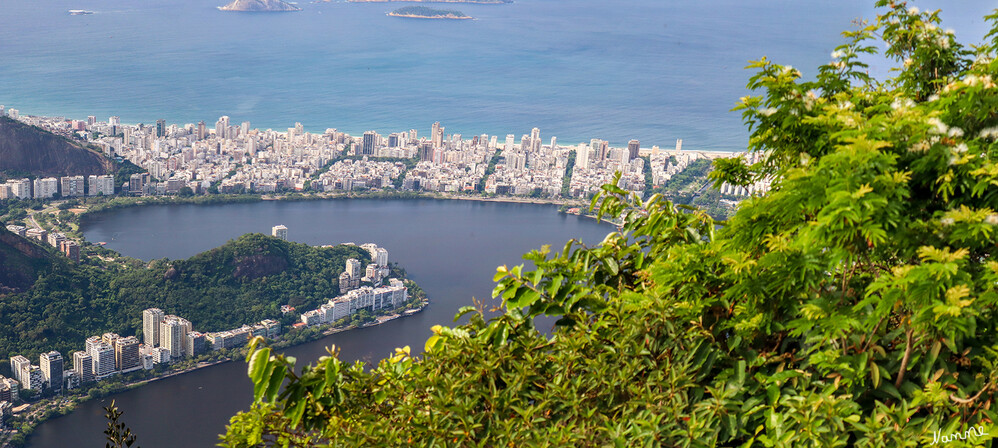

{"left": 218, "top": 0, "right": 301, "bottom": 12}
{"left": 355, "top": 0, "right": 508, "bottom": 3}
{"left": 389, "top": 6, "right": 471, "bottom": 19}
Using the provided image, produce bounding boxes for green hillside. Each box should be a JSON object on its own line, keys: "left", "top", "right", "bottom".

{"left": 222, "top": 4, "right": 998, "bottom": 447}
{"left": 0, "top": 233, "right": 368, "bottom": 372}
{"left": 0, "top": 226, "right": 54, "bottom": 294}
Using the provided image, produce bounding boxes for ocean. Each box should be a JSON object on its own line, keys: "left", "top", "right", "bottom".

{"left": 4, "top": 0, "right": 989, "bottom": 150}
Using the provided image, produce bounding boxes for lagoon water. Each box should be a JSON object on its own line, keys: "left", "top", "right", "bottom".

{"left": 6, "top": 0, "right": 987, "bottom": 150}
{"left": 27, "top": 199, "right": 613, "bottom": 447}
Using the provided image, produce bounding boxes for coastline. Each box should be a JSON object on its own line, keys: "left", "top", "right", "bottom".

{"left": 75, "top": 190, "right": 587, "bottom": 222}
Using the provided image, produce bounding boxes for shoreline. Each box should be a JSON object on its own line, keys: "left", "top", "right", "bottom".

{"left": 3, "top": 300, "right": 429, "bottom": 448}
{"left": 74, "top": 190, "right": 588, "bottom": 223}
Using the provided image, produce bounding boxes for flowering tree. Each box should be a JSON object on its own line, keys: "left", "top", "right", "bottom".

{"left": 222, "top": 3, "right": 998, "bottom": 446}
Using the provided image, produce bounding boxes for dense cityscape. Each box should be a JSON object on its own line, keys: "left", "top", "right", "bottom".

{"left": 0, "top": 106, "right": 770, "bottom": 202}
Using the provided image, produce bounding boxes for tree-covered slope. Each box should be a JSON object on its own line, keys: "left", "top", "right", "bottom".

{"left": 223, "top": 4, "right": 998, "bottom": 447}
{"left": 0, "top": 226, "right": 54, "bottom": 294}
{"left": 0, "top": 233, "right": 368, "bottom": 373}
{"left": 108, "top": 234, "right": 369, "bottom": 333}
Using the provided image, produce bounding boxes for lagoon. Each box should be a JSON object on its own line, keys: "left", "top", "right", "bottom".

{"left": 27, "top": 198, "right": 613, "bottom": 447}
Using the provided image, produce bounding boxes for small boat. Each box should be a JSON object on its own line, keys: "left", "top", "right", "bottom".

{"left": 69, "top": 9, "right": 95, "bottom": 15}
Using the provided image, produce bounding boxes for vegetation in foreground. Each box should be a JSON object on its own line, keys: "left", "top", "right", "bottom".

{"left": 220, "top": 3, "right": 998, "bottom": 446}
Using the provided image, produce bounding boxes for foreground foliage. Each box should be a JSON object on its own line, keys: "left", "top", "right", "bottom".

{"left": 223, "top": 3, "right": 998, "bottom": 446}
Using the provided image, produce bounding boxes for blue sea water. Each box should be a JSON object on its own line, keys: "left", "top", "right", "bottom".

{"left": 0, "top": 0, "right": 993, "bottom": 150}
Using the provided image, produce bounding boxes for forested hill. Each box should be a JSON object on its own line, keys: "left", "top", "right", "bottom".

{"left": 0, "top": 226, "right": 55, "bottom": 294}
{"left": 0, "top": 116, "right": 115, "bottom": 179}
{"left": 0, "top": 233, "right": 369, "bottom": 372}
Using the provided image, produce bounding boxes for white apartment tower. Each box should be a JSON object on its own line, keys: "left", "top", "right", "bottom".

{"left": 88, "top": 175, "right": 115, "bottom": 196}
{"left": 72, "top": 351, "right": 95, "bottom": 384}
{"left": 272, "top": 225, "right": 288, "bottom": 241}
{"left": 86, "top": 337, "right": 116, "bottom": 379}
{"left": 160, "top": 315, "right": 192, "bottom": 359}
{"left": 9, "top": 356, "right": 30, "bottom": 385}
{"left": 143, "top": 308, "right": 164, "bottom": 347}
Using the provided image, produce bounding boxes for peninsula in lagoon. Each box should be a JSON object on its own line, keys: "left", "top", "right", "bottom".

{"left": 218, "top": 0, "right": 301, "bottom": 12}
{"left": 389, "top": 6, "right": 471, "bottom": 19}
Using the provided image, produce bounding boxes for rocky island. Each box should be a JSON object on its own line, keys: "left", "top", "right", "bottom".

{"left": 218, "top": 0, "right": 301, "bottom": 12}
{"left": 388, "top": 6, "right": 472, "bottom": 19}
{"left": 356, "top": 0, "right": 508, "bottom": 3}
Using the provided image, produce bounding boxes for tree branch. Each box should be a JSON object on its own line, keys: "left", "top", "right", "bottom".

{"left": 895, "top": 327, "right": 914, "bottom": 388}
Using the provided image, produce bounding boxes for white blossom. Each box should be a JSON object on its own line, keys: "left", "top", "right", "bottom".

{"left": 910, "top": 141, "right": 930, "bottom": 153}
{"left": 986, "top": 214, "right": 998, "bottom": 226}
{"left": 927, "top": 94, "right": 940, "bottom": 102}
{"left": 831, "top": 50, "right": 844, "bottom": 59}
{"left": 759, "top": 107, "right": 777, "bottom": 117}
{"left": 948, "top": 127, "right": 964, "bottom": 138}
{"left": 953, "top": 143, "right": 969, "bottom": 153}
{"left": 941, "top": 217, "right": 955, "bottom": 226}
{"left": 927, "top": 117, "right": 949, "bottom": 135}
{"left": 978, "top": 127, "right": 998, "bottom": 140}
{"left": 908, "top": 6, "right": 920, "bottom": 15}
{"left": 891, "top": 97, "right": 914, "bottom": 111}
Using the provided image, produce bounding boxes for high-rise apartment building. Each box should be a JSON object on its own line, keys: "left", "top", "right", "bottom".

{"left": 9, "top": 356, "right": 30, "bottom": 385}
{"left": 9, "top": 179, "right": 31, "bottom": 200}
{"left": 628, "top": 139, "right": 640, "bottom": 161}
{"left": 362, "top": 131, "right": 377, "bottom": 155}
{"left": 431, "top": 122, "right": 441, "bottom": 148}
{"left": 271, "top": 225, "right": 288, "bottom": 241}
{"left": 20, "top": 366, "right": 43, "bottom": 391}
{"left": 156, "top": 119, "right": 166, "bottom": 137}
{"left": 576, "top": 143, "right": 590, "bottom": 171}
{"left": 72, "top": 351, "right": 94, "bottom": 385}
{"left": 186, "top": 332, "right": 207, "bottom": 358}
{"left": 86, "top": 336, "right": 116, "bottom": 379}
{"left": 215, "top": 116, "right": 230, "bottom": 139}
{"left": 61, "top": 176, "right": 85, "bottom": 197}
{"left": 346, "top": 258, "right": 362, "bottom": 279}
{"left": 143, "top": 308, "right": 164, "bottom": 347}
{"left": 115, "top": 336, "right": 141, "bottom": 372}
{"left": 87, "top": 174, "right": 115, "bottom": 196}
{"left": 33, "top": 177, "right": 58, "bottom": 199}
{"left": 39, "top": 351, "right": 63, "bottom": 392}
{"left": 160, "top": 315, "right": 191, "bottom": 359}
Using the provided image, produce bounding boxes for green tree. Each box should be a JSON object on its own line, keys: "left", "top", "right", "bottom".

{"left": 103, "top": 400, "right": 140, "bottom": 448}
{"left": 223, "top": 4, "right": 998, "bottom": 447}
